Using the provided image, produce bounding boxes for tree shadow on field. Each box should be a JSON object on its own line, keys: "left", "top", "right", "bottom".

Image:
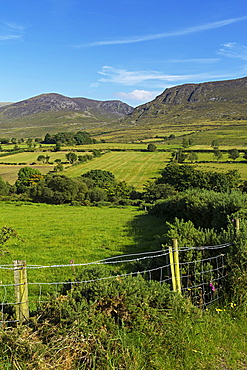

{"left": 123, "top": 211, "right": 168, "bottom": 255}
{"left": 117, "top": 211, "right": 170, "bottom": 280}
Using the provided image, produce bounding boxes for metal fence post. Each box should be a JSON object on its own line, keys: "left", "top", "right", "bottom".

{"left": 13, "top": 260, "right": 29, "bottom": 323}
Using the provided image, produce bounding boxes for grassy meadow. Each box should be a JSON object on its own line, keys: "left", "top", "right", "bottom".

{"left": 0, "top": 202, "right": 165, "bottom": 305}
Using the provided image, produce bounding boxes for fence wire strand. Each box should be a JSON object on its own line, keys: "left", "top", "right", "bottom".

{"left": 0, "top": 242, "right": 231, "bottom": 324}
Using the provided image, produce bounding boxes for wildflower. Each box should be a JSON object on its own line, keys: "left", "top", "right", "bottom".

{"left": 209, "top": 281, "right": 216, "bottom": 291}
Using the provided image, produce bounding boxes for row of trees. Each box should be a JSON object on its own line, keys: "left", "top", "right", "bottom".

{"left": 172, "top": 148, "right": 247, "bottom": 163}
{"left": 43, "top": 131, "right": 96, "bottom": 146}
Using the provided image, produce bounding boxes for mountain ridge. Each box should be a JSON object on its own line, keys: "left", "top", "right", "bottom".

{"left": 120, "top": 76, "right": 247, "bottom": 126}
{"left": 0, "top": 93, "right": 134, "bottom": 121}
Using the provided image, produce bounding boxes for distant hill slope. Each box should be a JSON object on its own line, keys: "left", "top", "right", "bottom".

{"left": 0, "top": 93, "right": 134, "bottom": 121}
{"left": 0, "top": 102, "right": 12, "bottom": 107}
{"left": 120, "top": 76, "right": 247, "bottom": 126}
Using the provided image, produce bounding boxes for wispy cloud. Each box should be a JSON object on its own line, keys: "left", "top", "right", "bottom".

{"left": 168, "top": 58, "right": 220, "bottom": 64}
{"left": 76, "top": 16, "right": 247, "bottom": 47}
{"left": 98, "top": 66, "right": 232, "bottom": 86}
{"left": 218, "top": 42, "right": 247, "bottom": 60}
{"left": 98, "top": 66, "right": 183, "bottom": 85}
{"left": 0, "top": 22, "right": 26, "bottom": 41}
{"left": 115, "top": 90, "right": 159, "bottom": 102}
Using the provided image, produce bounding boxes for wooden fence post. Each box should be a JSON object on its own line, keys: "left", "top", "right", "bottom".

{"left": 13, "top": 260, "right": 29, "bottom": 323}
{"left": 235, "top": 218, "right": 240, "bottom": 237}
{"left": 168, "top": 245, "right": 176, "bottom": 291}
{"left": 172, "top": 239, "right": 181, "bottom": 294}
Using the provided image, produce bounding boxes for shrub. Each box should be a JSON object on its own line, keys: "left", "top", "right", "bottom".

{"left": 149, "top": 189, "right": 247, "bottom": 230}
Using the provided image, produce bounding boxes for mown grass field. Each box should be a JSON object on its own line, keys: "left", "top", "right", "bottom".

{"left": 0, "top": 164, "right": 52, "bottom": 184}
{"left": 0, "top": 151, "right": 69, "bottom": 164}
{"left": 63, "top": 151, "right": 171, "bottom": 190}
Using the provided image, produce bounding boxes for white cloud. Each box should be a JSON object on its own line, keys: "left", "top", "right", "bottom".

{"left": 98, "top": 66, "right": 232, "bottom": 87}
{"left": 218, "top": 42, "right": 247, "bottom": 60}
{"left": 98, "top": 66, "right": 184, "bottom": 85}
{"left": 76, "top": 16, "right": 247, "bottom": 47}
{"left": 116, "top": 90, "right": 158, "bottom": 101}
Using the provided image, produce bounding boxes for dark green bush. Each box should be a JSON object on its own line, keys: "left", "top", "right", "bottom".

{"left": 150, "top": 189, "right": 247, "bottom": 230}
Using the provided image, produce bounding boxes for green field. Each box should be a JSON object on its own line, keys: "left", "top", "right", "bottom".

{"left": 0, "top": 202, "right": 164, "bottom": 277}
{"left": 63, "top": 151, "right": 171, "bottom": 190}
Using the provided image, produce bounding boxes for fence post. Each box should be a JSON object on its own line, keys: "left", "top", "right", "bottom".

{"left": 168, "top": 245, "right": 176, "bottom": 291}
{"left": 172, "top": 239, "right": 181, "bottom": 294}
{"left": 235, "top": 218, "right": 240, "bottom": 237}
{"left": 13, "top": 260, "right": 29, "bottom": 323}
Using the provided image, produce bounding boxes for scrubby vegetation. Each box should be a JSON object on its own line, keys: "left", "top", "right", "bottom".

{"left": 0, "top": 271, "right": 246, "bottom": 369}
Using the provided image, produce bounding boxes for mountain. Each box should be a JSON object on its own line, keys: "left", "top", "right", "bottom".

{"left": 0, "top": 93, "right": 133, "bottom": 121}
{"left": 120, "top": 76, "right": 247, "bottom": 126}
{"left": 0, "top": 102, "right": 12, "bottom": 107}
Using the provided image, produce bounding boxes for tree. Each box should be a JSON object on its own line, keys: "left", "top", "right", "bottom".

{"left": 213, "top": 149, "right": 222, "bottom": 162}
{"left": 187, "top": 152, "right": 198, "bottom": 163}
{"left": 66, "top": 152, "right": 77, "bottom": 164}
{"left": 188, "top": 138, "right": 194, "bottom": 146}
{"left": 156, "top": 163, "right": 240, "bottom": 192}
{"left": 92, "top": 149, "right": 102, "bottom": 157}
{"left": 143, "top": 181, "right": 176, "bottom": 202}
{"left": 182, "top": 138, "right": 189, "bottom": 148}
{"left": 53, "top": 141, "right": 61, "bottom": 152}
{"left": 228, "top": 148, "right": 240, "bottom": 161}
{"left": 29, "top": 175, "right": 88, "bottom": 204}
{"left": 147, "top": 143, "right": 156, "bottom": 152}
{"left": 37, "top": 155, "right": 46, "bottom": 163}
{"left": 211, "top": 139, "right": 219, "bottom": 149}
{"left": 15, "top": 167, "right": 43, "bottom": 193}
{"left": 171, "top": 149, "right": 187, "bottom": 163}
{"left": 53, "top": 163, "right": 63, "bottom": 172}
{"left": 0, "top": 175, "right": 9, "bottom": 195}
{"left": 168, "top": 134, "right": 175, "bottom": 140}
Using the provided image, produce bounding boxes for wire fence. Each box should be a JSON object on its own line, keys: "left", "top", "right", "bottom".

{"left": 0, "top": 242, "right": 232, "bottom": 325}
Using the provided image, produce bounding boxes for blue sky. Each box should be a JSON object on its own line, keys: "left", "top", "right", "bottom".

{"left": 1, "top": 0, "right": 247, "bottom": 107}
